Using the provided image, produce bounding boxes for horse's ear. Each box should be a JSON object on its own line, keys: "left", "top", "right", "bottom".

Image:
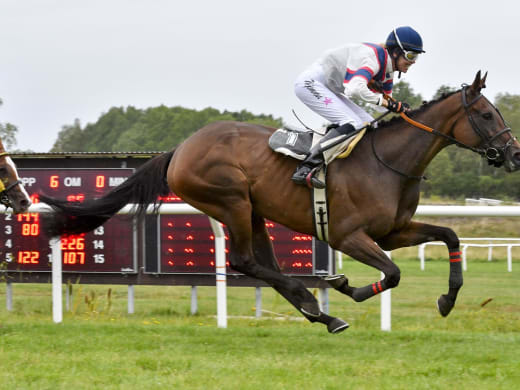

{"left": 469, "top": 71, "right": 486, "bottom": 94}
{"left": 481, "top": 71, "right": 488, "bottom": 89}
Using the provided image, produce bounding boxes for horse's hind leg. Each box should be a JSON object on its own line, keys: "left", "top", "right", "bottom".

{"left": 169, "top": 153, "right": 346, "bottom": 332}
{"left": 251, "top": 213, "right": 349, "bottom": 333}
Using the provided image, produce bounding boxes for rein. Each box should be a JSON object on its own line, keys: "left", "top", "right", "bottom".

{"left": 399, "top": 111, "right": 484, "bottom": 155}
{"left": 371, "top": 86, "right": 515, "bottom": 180}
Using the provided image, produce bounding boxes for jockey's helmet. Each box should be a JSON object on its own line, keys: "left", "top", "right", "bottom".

{"left": 386, "top": 26, "right": 425, "bottom": 61}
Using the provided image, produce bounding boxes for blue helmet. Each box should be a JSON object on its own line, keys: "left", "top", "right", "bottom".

{"left": 386, "top": 26, "right": 425, "bottom": 53}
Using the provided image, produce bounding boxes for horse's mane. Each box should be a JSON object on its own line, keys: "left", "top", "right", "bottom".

{"left": 377, "top": 89, "right": 460, "bottom": 129}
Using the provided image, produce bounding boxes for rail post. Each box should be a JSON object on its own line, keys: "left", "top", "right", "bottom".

{"left": 209, "top": 217, "right": 227, "bottom": 328}
{"left": 507, "top": 245, "right": 513, "bottom": 272}
{"left": 381, "top": 251, "right": 392, "bottom": 331}
{"left": 51, "top": 237, "right": 62, "bottom": 323}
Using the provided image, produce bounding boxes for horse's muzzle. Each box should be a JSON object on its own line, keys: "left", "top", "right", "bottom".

{"left": 505, "top": 146, "right": 520, "bottom": 172}
{"left": 0, "top": 183, "right": 32, "bottom": 214}
{"left": 15, "top": 197, "right": 32, "bottom": 214}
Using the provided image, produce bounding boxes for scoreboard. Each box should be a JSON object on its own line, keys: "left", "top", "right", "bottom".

{"left": 0, "top": 168, "right": 137, "bottom": 273}
{"left": 145, "top": 195, "right": 314, "bottom": 274}
{"left": 1, "top": 166, "right": 320, "bottom": 276}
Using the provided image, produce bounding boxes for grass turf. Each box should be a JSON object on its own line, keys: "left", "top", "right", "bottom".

{"left": 0, "top": 256, "right": 518, "bottom": 389}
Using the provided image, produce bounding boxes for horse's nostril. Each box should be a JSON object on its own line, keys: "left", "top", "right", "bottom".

{"left": 514, "top": 152, "right": 520, "bottom": 164}
{"left": 20, "top": 199, "right": 31, "bottom": 208}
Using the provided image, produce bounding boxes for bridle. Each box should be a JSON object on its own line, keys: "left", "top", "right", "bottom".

{"left": 0, "top": 152, "right": 23, "bottom": 208}
{"left": 460, "top": 85, "right": 515, "bottom": 167}
{"left": 372, "top": 86, "right": 515, "bottom": 180}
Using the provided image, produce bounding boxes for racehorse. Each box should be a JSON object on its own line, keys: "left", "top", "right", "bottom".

{"left": 41, "top": 72, "right": 520, "bottom": 333}
{"left": 0, "top": 138, "right": 31, "bottom": 214}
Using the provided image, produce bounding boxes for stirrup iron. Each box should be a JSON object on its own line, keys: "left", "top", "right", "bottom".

{"left": 305, "top": 166, "right": 325, "bottom": 189}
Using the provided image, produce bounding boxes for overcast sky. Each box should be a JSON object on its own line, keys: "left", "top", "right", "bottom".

{"left": 1, "top": 0, "right": 518, "bottom": 152}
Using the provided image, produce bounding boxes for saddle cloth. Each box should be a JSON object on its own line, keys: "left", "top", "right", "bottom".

{"left": 269, "top": 124, "right": 367, "bottom": 242}
{"left": 268, "top": 125, "right": 366, "bottom": 163}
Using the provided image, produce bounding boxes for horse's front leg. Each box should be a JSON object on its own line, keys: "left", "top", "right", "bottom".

{"left": 325, "top": 230, "right": 402, "bottom": 303}
{"left": 377, "top": 221, "right": 463, "bottom": 317}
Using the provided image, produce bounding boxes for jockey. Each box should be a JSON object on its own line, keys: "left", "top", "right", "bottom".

{"left": 291, "top": 26, "right": 425, "bottom": 188}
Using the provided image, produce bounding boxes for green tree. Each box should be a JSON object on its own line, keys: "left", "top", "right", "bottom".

{"left": 350, "top": 79, "right": 423, "bottom": 117}
{"left": 422, "top": 149, "right": 453, "bottom": 198}
{"left": 81, "top": 106, "right": 144, "bottom": 152}
{"left": 391, "top": 80, "right": 423, "bottom": 108}
{"left": 495, "top": 93, "right": 520, "bottom": 139}
{"left": 51, "top": 106, "right": 283, "bottom": 152}
{"left": 0, "top": 98, "right": 18, "bottom": 150}
{"left": 432, "top": 84, "right": 457, "bottom": 100}
{"left": 50, "top": 119, "right": 85, "bottom": 152}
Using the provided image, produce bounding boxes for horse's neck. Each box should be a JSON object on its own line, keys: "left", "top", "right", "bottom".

{"left": 373, "top": 99, "right": 460, "bottom": 179}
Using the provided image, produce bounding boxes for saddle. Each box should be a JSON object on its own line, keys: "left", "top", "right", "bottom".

{"left": 268, "top": 125, "right": 321, "bottom": 160}
{"left": 268, "top": 124, "right": 366, "bottom": 163}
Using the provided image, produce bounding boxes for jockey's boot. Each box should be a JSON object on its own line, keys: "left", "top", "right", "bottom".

{"left": 291, "top": 123, "right": 356, "bottom": 189}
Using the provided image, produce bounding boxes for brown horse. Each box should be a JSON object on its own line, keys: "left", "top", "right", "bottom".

{"left": 0, "top": 139, "right": 31, "bottom": 214}
{"left": 41, "top": 72, "right": 520, "bottom": 333}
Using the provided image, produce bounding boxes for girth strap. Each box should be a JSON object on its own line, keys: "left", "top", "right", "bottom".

{"left": 311, "top": 167, "right": 329, "bottom": 242}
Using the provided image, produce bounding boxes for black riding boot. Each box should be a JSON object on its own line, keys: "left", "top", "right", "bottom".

{"left": 291, "top": 123, "right": 356, "bottom": 188}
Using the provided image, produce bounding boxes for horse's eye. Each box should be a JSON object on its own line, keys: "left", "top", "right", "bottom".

{"left": 482, "top": 112, "right": 493, "bottom": 120}
{"left": 0, "top": 167, "right": 8, "bottom": 176}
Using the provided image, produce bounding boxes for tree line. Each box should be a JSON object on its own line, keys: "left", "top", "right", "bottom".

{"left": 3, "top": 82, "right": 520, "bottom": 201}
{"left": 49, "top": 106, "right": 283, "bottom": 153}
{"left": 0, "top": 98, "right": 18, "bottom": 150}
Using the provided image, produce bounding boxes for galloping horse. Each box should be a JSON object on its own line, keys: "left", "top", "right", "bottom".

{"left": 0, "top": 139, "right": 31, "bottom": 214}
{"left": 41, "top": 72, "right": 520, "bottom": 333}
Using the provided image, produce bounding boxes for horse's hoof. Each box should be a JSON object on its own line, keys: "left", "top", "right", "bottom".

{"left": 327, "top": 318, "right": 349, "bottom": 334}
{"left": 437, "top": 294, "right": 455, "bottom": 317}
{"left": 323, "top": 274, "right": 348, "bottom": 290}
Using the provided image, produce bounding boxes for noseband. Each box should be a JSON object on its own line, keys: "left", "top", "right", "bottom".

{"left": 0, "top": 152, "right": 23, "bottom": 209}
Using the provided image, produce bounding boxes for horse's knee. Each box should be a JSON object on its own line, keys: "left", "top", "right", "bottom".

{"left": 230, "top": 261, "right": 256, "bottom": 276}
{"left": 384, "top": 267, "right": 401, "bottom": 289}
{"left": 442, "top": 227, "right": 460, "bottom": 249}
{"left": 229, "top": 253, "right": 257, "bottom": 276}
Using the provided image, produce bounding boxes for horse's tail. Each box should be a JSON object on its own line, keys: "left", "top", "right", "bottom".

{"left": 41, "top": 149, "right": 176, "bottom": 237}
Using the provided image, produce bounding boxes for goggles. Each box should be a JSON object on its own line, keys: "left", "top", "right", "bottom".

{"left": 393, "top": 28, "right": 420, "bottom": 62}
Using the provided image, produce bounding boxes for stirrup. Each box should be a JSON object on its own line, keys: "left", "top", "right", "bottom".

{"left": 305, "top": 167, "right": 325, "bottom": 189}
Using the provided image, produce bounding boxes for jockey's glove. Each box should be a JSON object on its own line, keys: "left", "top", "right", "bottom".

{"left": 387, "top": 100, "right": 410, "bottom": 113}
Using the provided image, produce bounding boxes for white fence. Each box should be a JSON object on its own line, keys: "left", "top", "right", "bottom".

{"left": 418, "top": 238, "right": 519, "bottom": 272}
{"left": 8, "top": 204, "right": 520, "bottom": 331}
{"left": 11, "top": 203, "right": 226, "bottom": 325}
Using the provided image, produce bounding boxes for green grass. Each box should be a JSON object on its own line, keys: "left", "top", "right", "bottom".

{"left": 0, "top": 257, "right": 519, "bottom": 389}
{"left": 414, "top": 216, "right": 520, "bottom": 238}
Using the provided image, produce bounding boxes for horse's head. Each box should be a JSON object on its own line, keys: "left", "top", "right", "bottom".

{"left": 0, "top": 152, "right": 31, "bottom": 214}
{"left": 452, "top": 71, "right": 520, "bottom": 172}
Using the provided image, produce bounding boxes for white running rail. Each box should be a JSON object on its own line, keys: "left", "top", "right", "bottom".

{"left": 7, "top": 204, "right": 520, "bottom": 330}
{"left": 418, "top": 238, "right": 519, "bottom": 272}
